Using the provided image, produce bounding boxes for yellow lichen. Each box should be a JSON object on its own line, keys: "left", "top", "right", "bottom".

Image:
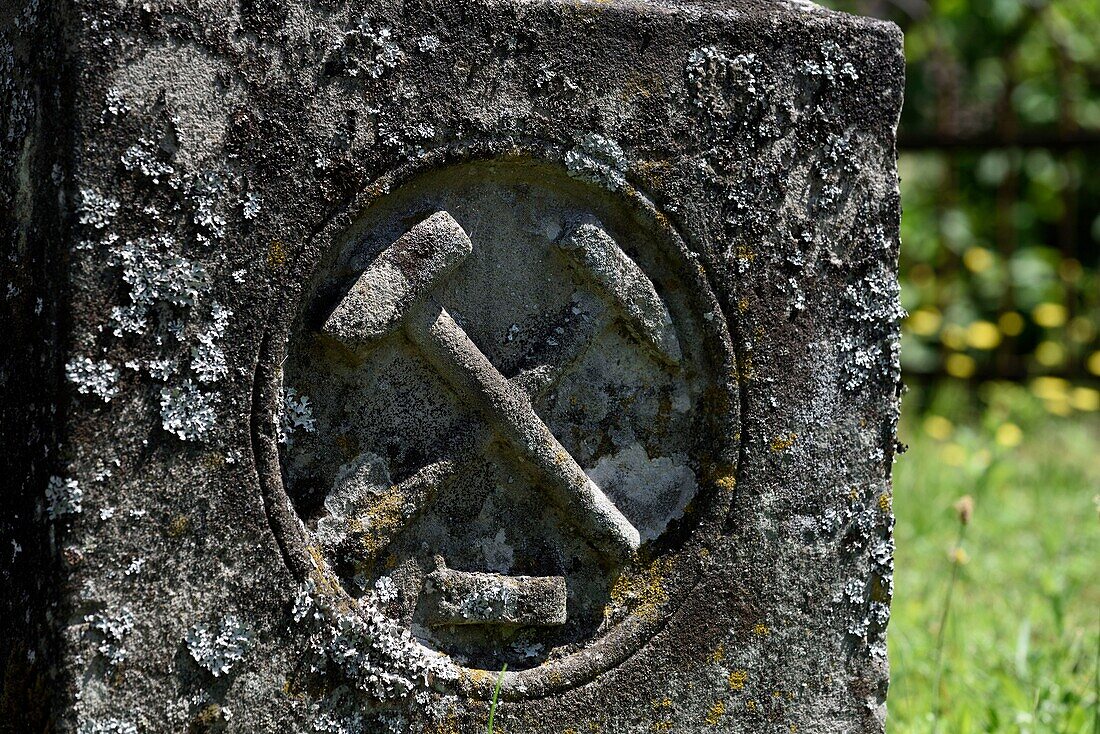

{"left": 740, "top": 354, "right": 755, "bottom": 382}
{"left": 770, "top": 433, "right": 797, "bottom": 452}
{"left": 432, "top": 707, "right": 459, "bottom": 734}
{"left": 200, "top": 452, "right": 227, "bottom": 469}
{"left": 166, "top": 514, "right": 191, "bottom": 537}
{"left": 607, "top": 557, "right": 672, "bottom": 621}
{"left": 728, "top": 669, "right": 748, "bottom": 690}
{"left": 704, "top": 700, "right": 725, "bottom": 726}
{"left": 467, "top": 668, "right": 494, "bottom": 686}
{"left": 267, "top": 240, "right": 287, "bottom": 268}
{"left": 714, "top": 473, "right": 737, "bottom": 493}
{"left": 752, "top": 623, "right": 770, "bottom": 636}
{"left": 708, "top": 644, "right": 725, "bottom": 663}
{"left": 878, "top": 493, "right": 892, "bottom": 512}
{"left": 357, "top": 487, "right": 406, "bottom": 561}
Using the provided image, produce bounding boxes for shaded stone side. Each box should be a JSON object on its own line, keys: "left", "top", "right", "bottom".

{"left": 1, "top": 0, "right": 903, "bottom": 731}
{"left": 0, "top": 0, "right": 73, "bottom": 728}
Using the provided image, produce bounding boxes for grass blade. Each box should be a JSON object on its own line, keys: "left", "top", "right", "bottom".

{"left": 487, "top": 663, "right": 507, "bottom": 734}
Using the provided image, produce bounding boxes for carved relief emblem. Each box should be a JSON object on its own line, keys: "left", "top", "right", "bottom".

{"left": 260, "top": 158, "right": 738, "bottom": 696}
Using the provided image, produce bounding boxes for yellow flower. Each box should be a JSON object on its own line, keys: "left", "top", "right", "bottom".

{"left": 966, "top": 321, "right": 1001, "bottom": 350}
{"left": 1031, "top": 376, "right": 1070, "bottom": 400}
{"left": 945, "top": 353, "right": 976, "bottom": 378}
{"left": 1070, "top": 387, "right": 1099, "bottom": 412}
{"left": 994, "top": 422, "right": 1023, "bottom": 448}
{"left": 1032, "top": 303, "right": 1067, "bottom": 329}
{"left": 1087, "top": 351, "right": 1100, "bottom": 377}
{"left": 1035, "top": 341, "right": 1065, "bottom": 367}
{"left": 998, "top": 311, "right": 1025, "bottom": 337}
{"left": 907, "top": 307, "right": 942, "bottom": 337}
{"left": 923, "top": 415, "right": 954, "bottom": 441}
{"left": 963, "top": 247, "right": 994, "bottom": 273}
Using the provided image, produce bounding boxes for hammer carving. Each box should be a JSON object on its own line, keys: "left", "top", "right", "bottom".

{"left": 323, "top": 211, "right": 642, "bottom": 561}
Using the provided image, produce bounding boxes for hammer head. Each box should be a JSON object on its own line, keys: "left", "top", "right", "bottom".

{"left": 324, "top": 211, "right": 472, "bottom": 349}
{"left": 556, "top": 219, "right": 683, "bottom": 367}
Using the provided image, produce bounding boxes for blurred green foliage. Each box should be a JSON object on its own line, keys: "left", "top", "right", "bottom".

{"left": 889, "top": 382, "right": 1099, "bottom": 733}
{"left": 825, "top": 0, "right": 1100, "bottom": 394}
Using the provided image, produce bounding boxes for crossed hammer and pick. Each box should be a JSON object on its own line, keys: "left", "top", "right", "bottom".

{"left": 323, "top": 211, "right": 683, "bottom": 627}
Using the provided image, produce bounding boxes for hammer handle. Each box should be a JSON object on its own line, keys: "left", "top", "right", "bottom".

{"left": 405, "top": 301, "right": 641, "bottom": 561}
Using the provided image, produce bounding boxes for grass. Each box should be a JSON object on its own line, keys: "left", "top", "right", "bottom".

{"left": 888, "top": 380, "right": 1099, "bottom": 733}
{"left": 487, "top": 664, "right": 506, "bottom": 734}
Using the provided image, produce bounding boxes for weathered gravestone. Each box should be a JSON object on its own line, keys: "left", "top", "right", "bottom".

{"left": 1, "top": 0, "right": 904, "bottom": 731}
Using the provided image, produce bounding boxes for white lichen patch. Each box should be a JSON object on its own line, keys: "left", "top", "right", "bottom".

{"left": 102, "top": 87, "right": 129, "bottom": 119}
{"left": 457, "top": 581, "right": 517, "bottom": 622}
{"left": 77, "top": 188, "right": 120, "bottom": 230}
{"left": 373, "top": 575, "right": 398, "bottom": 604}
{"left": 415, "top": 34, "right": 440, "bottom": 54}
{"left": 191, "top": 170, "right": 228, "bottom": 241}
{"left": 46, "top": 475, "right": 83, "bottom": 519}
{"left": 121, "top": 136, "right": 176, "bottom": 186}
{"left": 159, "top": 380, "right": 216, "bottom": 441}
{"left": 84, "top": 607, "right": 136, "bottom": 666}
{"left": 565, "top": 133, "right": 628, "bottom": 190}
{"left": 328, "top": 20, "right": 404, "bottom": 78}
{"left": 190, "top": 302, "right": 231, "bottom": 383}
{"left": 241, "top": 192, "right": 262, "bottom": 220}
{"left": 77, "top": 719, "right": 138, "bottom": 734}
{"left": 587, "top": 444, "right": 698, "bottom": 541}
{"left": 357, "top": 24, "right": 402, "bottom": 77}
{"left": 279, "top": 386, "right": 317, "bottom": 444}
{"left": 293, "top": 580, "right": 455, "bottom": 706}
{"left": 65, "top": 356, "right": 120, "bottom": 402}
{"left": 799, "top": 41, "right": 860, "bottom": 86}
{"left": 186, "top": 614, "right": 252, "bottom": 677}
{"left": 111, "top": 235, "right": 209, "bottom": 327}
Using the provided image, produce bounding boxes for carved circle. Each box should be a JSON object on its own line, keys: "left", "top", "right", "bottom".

{"left": 254, "top": 149, "right": 739, "bottom": 700}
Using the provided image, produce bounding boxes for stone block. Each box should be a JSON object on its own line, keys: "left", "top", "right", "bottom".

{"left": 1, "top": 0, "right": 904, "bottom": 731}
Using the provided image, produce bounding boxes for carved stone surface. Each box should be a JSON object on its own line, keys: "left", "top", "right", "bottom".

{"left": 1, "top": 1, "right": 903, "bottom": 732}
